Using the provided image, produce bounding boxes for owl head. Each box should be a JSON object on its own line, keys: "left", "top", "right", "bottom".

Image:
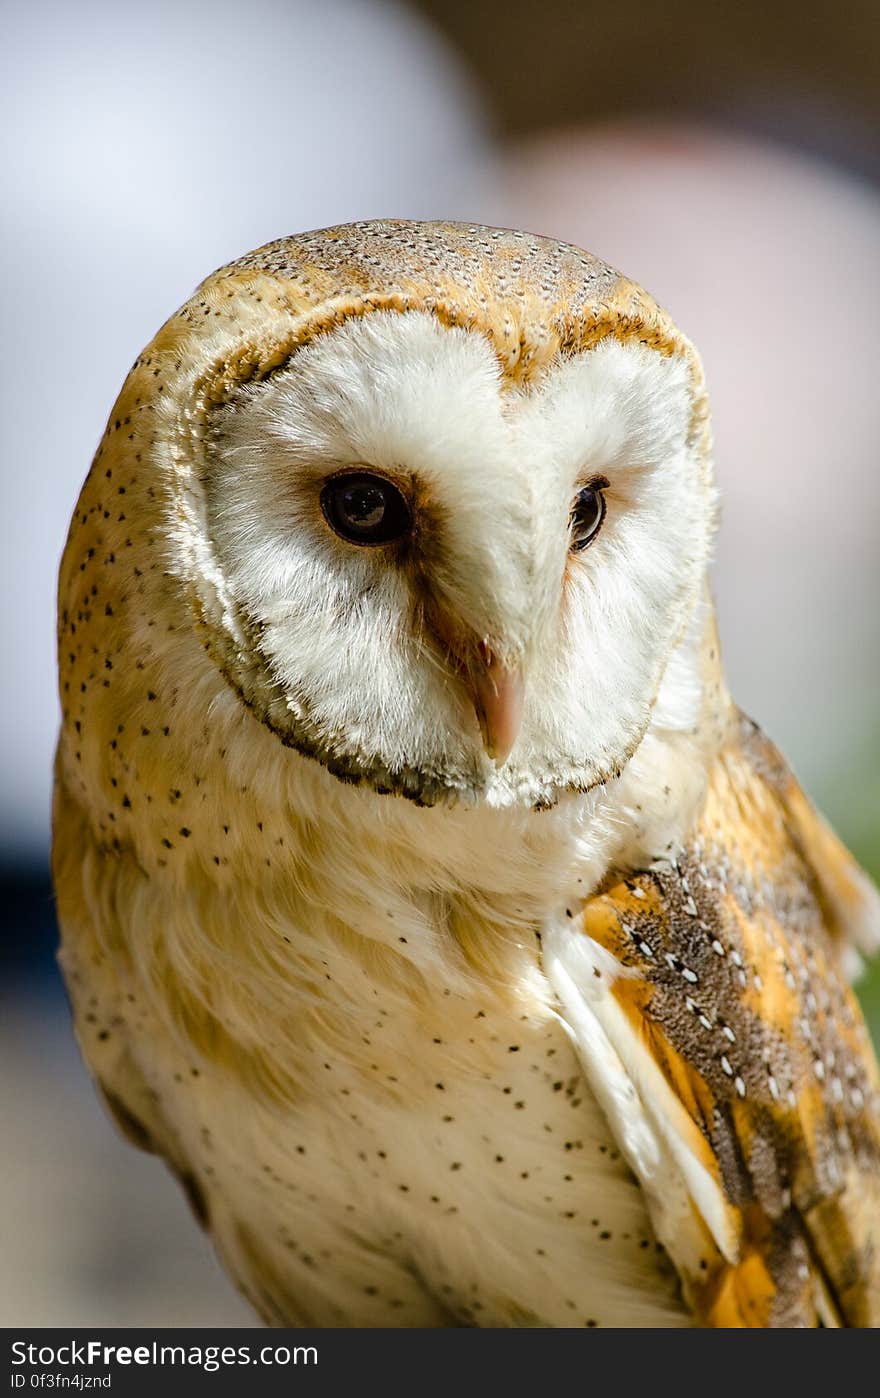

{"left": 125, "top": 222, "right": 717, "bottom": 810}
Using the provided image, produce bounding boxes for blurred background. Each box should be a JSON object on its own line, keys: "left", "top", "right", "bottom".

{"left": 2, "top": 0, "right": 878, "bottom": 1327}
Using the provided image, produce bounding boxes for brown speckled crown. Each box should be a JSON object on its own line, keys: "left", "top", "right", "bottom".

{"left": 193, "top": 220, "right": 710, "bottom": 461}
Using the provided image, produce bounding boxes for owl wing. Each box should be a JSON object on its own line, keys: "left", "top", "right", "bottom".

{"left": 544, "top": 712, "right": 880, "bottom": 1327}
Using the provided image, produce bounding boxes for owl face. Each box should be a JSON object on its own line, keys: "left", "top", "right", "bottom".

{"left": 200, "top": 308, "right": 712, "bottom": 808}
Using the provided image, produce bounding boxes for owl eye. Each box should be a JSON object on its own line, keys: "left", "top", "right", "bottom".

{"left": 569, "top": 480, "right": 608, "bottom": 552}
{"left": 320, "top": 472, "right": 412, "bottom": 546}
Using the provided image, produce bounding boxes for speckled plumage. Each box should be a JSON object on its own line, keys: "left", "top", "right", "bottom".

{"left": 560, "top": 715, "right": 880, "bottom": 1325}
{"left": 54, "top": 221, "right": 880, "bottom": 1326}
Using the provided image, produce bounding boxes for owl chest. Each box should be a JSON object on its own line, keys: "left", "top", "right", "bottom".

{"left": 181, "top": 990, "right": 688, "bottom": 1327}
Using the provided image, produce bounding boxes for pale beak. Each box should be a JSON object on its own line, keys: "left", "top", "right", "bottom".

{"left": 469, "top": 643, "right": 525, "bottom": 765}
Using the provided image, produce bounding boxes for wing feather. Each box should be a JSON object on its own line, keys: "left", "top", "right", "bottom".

{"left": 546, "top": 712, "right": 880, "bottom": 1326}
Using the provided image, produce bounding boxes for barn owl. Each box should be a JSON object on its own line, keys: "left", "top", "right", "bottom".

{"left": 54, "top": 220, "right": 880, "bottom": 1327}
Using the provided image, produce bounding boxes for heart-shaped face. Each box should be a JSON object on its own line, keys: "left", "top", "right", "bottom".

{"left": 198, "top": 307, "right": 713, "bottom": 808}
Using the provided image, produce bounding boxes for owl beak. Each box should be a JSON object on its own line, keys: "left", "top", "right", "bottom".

{"left": 469, "top": 643, "right": 525, "bottom": 765}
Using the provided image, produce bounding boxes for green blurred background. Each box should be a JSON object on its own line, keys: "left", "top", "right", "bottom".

{"left": 2, "top": 0, "right": 878, "bottom": 1327}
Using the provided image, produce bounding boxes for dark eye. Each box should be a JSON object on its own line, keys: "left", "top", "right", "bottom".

{"left": 320, "top": 472, "right": 412, "bottom": 546}
{"left": 569, "top": 482, "right": 607, "bottom": 552}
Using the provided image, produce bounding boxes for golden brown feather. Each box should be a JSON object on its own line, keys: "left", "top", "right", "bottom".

{"left": 580, "top": 712, "right": 880, "bottom": 1326}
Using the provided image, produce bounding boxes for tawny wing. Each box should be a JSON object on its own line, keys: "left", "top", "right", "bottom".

{"left": 545, "top": 713, "right": 880, "bottom": 1326}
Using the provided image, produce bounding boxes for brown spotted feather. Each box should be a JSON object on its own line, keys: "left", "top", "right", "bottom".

{"left": 581, "top": 712, "right": 880, "bottom": 1325}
